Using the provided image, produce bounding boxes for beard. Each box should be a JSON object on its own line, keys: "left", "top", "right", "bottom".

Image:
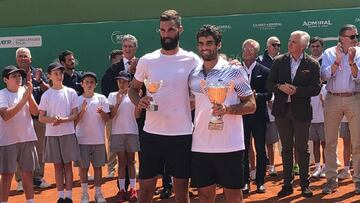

{"left": 200, "top": 50, "right": 218, "bottom": 61}
{"left": 160, "top": 33, "right": 179, "bottom": 50}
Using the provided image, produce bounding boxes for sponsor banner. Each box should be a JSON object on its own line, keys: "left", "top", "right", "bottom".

{"left": 0, "top": 7, "right": 359, "bottom": 89}
{"left": 0, "top": 35, "right": 42, "bottom": 48}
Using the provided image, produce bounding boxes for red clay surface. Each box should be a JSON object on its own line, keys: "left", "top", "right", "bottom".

{"left": 7, "top": 139, "right": 360, "bottom": 203}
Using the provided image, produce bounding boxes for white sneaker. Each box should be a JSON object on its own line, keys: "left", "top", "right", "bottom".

{"left": 105, "top": 171, "right": 115, "bottom": 178}
{"left": 88, "top": 173, "right": 94, "bottom": 181}
{"left": 16, "top": 181, "right": 24, "bottom": 192}
{"left": 319, "top": 166, "right": 326, "bottom": 178}
{"left": 311, "top": 167, "right": 322, "bottom": 178}
{"left": 95, "top": 193, "right": 107, "bottom": 203}
{"left": 269, "top": 165, "right": 277, "bottom": 176}
{"left": 38, "top": 178, "right": 52, "bottom": 188}
{"left": 337, "top": 158, "right": 342, "bottom": 167}
{"left": 338, "top": 169, "right": 351, "bottom": 180}
{"left": 81, "top": 193, "right": 90, "bottom": 203}
{"left": 250, "top": 169, "right": 256, "bottom": 181}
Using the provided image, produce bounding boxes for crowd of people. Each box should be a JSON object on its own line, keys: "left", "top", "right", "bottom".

{"left": 1, "top": 9, "right": 360, "bottom": 203}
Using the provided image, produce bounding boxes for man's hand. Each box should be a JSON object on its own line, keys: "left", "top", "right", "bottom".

{"left": 348, "top": 46, "right": 357, "bottom": 64}
{"left": 278, "top": 83, "right": 296, "bottom": 95}
{"left": 128, "top": 58, "right": 139, "bottom": 74}
{"left": 24, "top": 81, "right": 33, "bottom": 100}
{"left": 137, "top": 96, "right": 151, "bottom": 109}
{"left": 335, "top": 43, "right": 345, "bottom": 65}
{"left": 212, "top": 103, "right": 227, "bottom": 116}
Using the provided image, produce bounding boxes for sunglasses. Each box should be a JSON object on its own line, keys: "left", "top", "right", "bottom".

{"left": 271, "top": 43, "right": 281, "bottom": 48}
{"left": 310, "top": 45, "right": 321, "bottom": 48}
{"left": 342, "top": 34, "right": 359, "bottom": 40}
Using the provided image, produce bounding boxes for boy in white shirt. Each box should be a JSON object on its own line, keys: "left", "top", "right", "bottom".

{"left": 309, "top": 84, "right": 327, "bottom": 178}
{"left": 38, "top": 62, "right": 79, "bottom": 203}
{"left": 108, "top": 71, "right": 140, "bottom": 202}
{"left": 75, "top": 72, "right": 110, "bottom": 203}
{"left": 0, "top": 66, "right": 38, "bottom": 203}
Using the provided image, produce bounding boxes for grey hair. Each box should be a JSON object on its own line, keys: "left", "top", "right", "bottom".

{"left": 291, "top": 30, "right": 310, "bottom": 48}
{"left": 266, "top": 36, "right": 280, "bottom": 46}
{"left": 242, "top": 39, "right": 260, "bottom": 53}
{"left": 122, "top": 34, "right": 138, "bottom": 48}
{"left": 15, "top": 47, "right": 31, "bottom": 58}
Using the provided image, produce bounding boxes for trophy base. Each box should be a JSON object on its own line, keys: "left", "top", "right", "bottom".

{"left": 147, "top": 104, "right": 158, "bottom": 111}
{"left": 208, "top": 122, "right": 224, "bottom": 130}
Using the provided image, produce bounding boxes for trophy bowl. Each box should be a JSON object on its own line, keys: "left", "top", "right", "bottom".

{"left": 200, "top": 80, "right": 234, "bottom": 130}
{"left": 144, "top": 79, "right": 163, "bottom": 111}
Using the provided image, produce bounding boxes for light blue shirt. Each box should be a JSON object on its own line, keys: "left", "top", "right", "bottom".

{"left": 290, "top": 53, "right": 303, "bottom": 82}
{"left": 321, "top": 46, "right": 360, "bottom": 93}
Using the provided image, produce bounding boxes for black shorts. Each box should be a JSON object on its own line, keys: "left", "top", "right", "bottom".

{"left": 139, "top": 132, "right": 192, "bottom": 179}
{"left": 190, "top": 150, "right": 245, "bottom": 189}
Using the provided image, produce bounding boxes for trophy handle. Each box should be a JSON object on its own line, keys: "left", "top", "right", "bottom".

{"left": 228, "top": 80, "right": 235, "bottom": 93}
{"left": 200, "top": 79, "right": 207, "bottom": 95}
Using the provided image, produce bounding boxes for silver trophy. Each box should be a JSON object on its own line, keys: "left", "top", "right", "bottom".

{"left": 144, "top": 79, "right": 163, "bottom": 111}
{"left": 200, "top": 80, "right": 235, "bottom": 130}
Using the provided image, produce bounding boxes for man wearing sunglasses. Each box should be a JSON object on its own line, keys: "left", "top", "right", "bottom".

{"left": 257, "top": 36, "right": 281, "bottom": 70}
{"left": 321, "top": 24, "right": 360, "bottom": 195}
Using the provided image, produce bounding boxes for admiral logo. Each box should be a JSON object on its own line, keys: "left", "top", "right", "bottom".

{"left": 355, "top": 18, "right": 360, "bottom": 23}
{"left": 218, "top": 25, "right": 232, "bottom": 32}
{"left": 252, "top": 22, "right": 282, "bottom": 30}
{"left": 302, "top": 20, "right": 332, "bottom": 28}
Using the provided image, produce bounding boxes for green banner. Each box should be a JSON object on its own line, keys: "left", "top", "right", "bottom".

{"left": 0, "top": 7, "right": 359, "bottom": 89}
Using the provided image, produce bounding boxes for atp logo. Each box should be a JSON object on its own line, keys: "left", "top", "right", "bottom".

{"left": 111, "top": 31, "right": 124, "bottom": 44}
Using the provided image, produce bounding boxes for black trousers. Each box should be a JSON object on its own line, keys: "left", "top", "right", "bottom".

{"left": 243, "top": 116, "right": 267, "bottom": 186}
{"left": 275, "top": 105, "right": 310, "bottom": 187}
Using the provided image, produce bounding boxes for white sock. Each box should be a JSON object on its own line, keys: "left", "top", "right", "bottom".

{"left": 130, "top": 179, "right": 136, "bottom": 189}
{"left": 26, "top": 199, "right": 35, "bottom": 203}
{"left": 344, "top": 166, "right": 350, "bottom": 171}
{"left": 58, "top": 190, "right": 65, "bottom": 199}
{"left": 118, "top": 178, "right": 126, "bottom": 190}
{"left": 81, "top": 183, "right": 88, "bottom": 194}
{"left": 95, "top": 186, "right": 102, "bottom": 196}
{"left": 322, "top": 164, "right": 326, "bottom": 169}
{"left": 315, "top": 163, "right": 321, "bottom": 169}
{"left": 65, "top": 190, "right": 72, "bottom": 199}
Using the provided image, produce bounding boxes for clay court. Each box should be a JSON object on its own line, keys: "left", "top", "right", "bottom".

{"left": 7, "top": 139, "right": 360, "bottom": 203}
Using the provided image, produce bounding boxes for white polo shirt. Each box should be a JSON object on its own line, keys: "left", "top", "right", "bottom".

{"left": 39, "top": 86, "right": 78, "bottom": 137}
{"left": 76, "top": 93, "right": 110, "bottom": 144}
{"left": 189, "top": 58, "right": 253, "bottom": 153}
{"left": 134, "top": 48, "right": 200, "bottom": 136}
{"left": 0, "top": 87, "right": 37, "bottom": 146}
{"left": 108, "top": 92, "right": 138, "bottom": 135}
{"left": 311, "top": 84, "right": 327, "bottom": 123}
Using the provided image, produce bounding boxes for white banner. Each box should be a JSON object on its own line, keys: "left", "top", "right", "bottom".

{"left": 0, "top": 35, "right": 42, "bottom": 48}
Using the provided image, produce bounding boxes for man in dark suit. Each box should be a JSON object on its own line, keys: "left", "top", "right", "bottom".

{"left": 241, "top": 39, "right": 271, "bottom": 194}
{"left": 266, "top": 30, "right": 321, "bottom": 198}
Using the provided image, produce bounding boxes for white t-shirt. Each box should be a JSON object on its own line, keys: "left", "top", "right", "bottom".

{"left": 76, "top": 93, "right": 110, "bottom": 144}
{"left": 108, "top": 92, "right": 138, "bottom": 135}
{"left": 134, "top": 48, "right": 200, "bottom": 135}
{"left": 0, "top": 87, "right": 37, "bottom": 146}
{"left": 267, "top": 95, "right": 275, "bottom": 122}
{"left": 189, "top": 58, "right": 253, "bottom": 153}
{"left": 311, "top": 84, "right": 327, "bottom": 123}
{"left": 39, "top": 86, "right": 78, "bottom": 137}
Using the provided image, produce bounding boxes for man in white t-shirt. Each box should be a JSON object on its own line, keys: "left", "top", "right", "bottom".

{"left": 128, "top": 10, "right": 200, "bottom": 203}
{"left": 0, "top": 65, "right": 39, "bottom": 203}
{"left": 189, "top": 24, "right": 255, "bottom": 203}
